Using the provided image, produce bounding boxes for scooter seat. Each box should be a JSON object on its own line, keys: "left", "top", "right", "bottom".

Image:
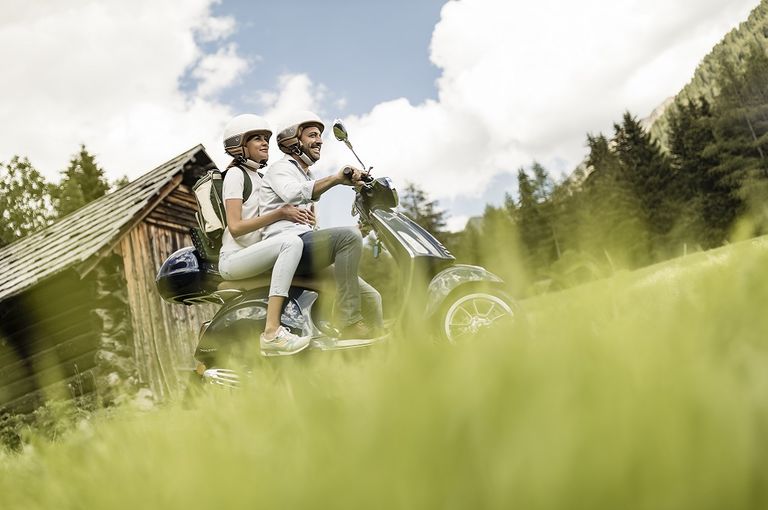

{"left": 216, "top": 267, "right": 336, "bottom": 293}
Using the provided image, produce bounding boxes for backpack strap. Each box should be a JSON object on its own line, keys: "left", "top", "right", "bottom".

{"left": 224, "top": 164, "right": 256, "bottom": 202}
{"left": 241, "top": 168, "right": 253, "bottom": 202}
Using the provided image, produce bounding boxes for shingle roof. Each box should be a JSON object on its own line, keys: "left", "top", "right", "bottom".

{"left": 0, "top": 145, "right": 212, "bottom": 301}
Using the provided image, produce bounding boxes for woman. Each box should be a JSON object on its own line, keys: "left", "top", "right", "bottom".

{"left": 218, "top": 114, "right": 314, "bottom": 356}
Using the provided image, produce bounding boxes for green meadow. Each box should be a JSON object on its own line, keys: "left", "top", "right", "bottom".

{"left": 1, "top": 235, "right": 767, "bottom": 509}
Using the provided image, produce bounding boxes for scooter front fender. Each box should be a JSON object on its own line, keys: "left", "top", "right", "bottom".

{"left": 425, "top": 264, "right": 505, "bottom": 317}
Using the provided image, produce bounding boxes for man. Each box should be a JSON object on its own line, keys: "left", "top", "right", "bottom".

{"left": 259, "top": 110, "right": 383, "bottom": 340}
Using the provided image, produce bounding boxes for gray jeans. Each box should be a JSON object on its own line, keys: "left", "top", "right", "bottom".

{"left": 297, "top": 227, "right": 382, "bottom": 328}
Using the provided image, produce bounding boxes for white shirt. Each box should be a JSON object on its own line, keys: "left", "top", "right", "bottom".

{"left": 220, "top": 165, "right": 263, "bottom": 255}
{"left": 259, "top": 154, "right": 317, "bottom": 239}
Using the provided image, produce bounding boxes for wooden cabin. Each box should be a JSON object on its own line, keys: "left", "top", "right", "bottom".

{"left": 0, "top": 146, "right": 218, "bottom": 413}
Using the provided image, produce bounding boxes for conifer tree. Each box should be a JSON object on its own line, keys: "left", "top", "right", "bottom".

{"left": 452, "top": 203, "right": 528, "bottom": 295}
{"left": 514, "top": 165, "right": 558, "bottom": 276}
{"left": 0, "top": 156, "right": 55, "bottom": 247}
{"left": 51, "top": 145, "right": 110, "bottom": 218}
{"left": 667, "top": 97, "right": 738, "bottom": 247}
{"left": 710, "top": 45, "right": 768, "bottom": 228}
{"left": 612, "top": 112, "right": 677, "bottom": 258}
{"left": 398, "top": 182, "right": 449, "bottom": 241}
{"left": 581, "top": 133, "right": 649, "bottom": 268}
{"left": 531, "top": 162, "right": 562, "bottom": 258}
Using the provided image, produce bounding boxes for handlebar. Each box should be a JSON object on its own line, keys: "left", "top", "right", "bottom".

{"left": 343, "top": 167, "right": 374, "bottom": 184}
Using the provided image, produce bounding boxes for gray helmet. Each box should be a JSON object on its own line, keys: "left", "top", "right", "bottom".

{"left": 276, "top": 110, "right": 325, "bottom": 166}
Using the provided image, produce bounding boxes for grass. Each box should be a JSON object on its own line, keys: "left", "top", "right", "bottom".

{"left": 1, "top": 236, "right": 767, "bottom": 509}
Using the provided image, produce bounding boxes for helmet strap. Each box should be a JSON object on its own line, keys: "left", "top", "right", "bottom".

{"left": 230, "top": 156, "right": 266, "bottom": 171}
{"left": 242, "top": 146, "right": 268, "bottom": 168}
{"left": 290, "top": 144, "right": 316, "bottom": 167}
{"left": 298, "top": 142, "right": 319, "bottom": 166}
{"left": 246, "top": 158, "right": 267, "bottom": 170}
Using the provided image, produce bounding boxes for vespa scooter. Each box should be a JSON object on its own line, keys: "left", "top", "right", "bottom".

{"left": 156, "top": 120, "right": 517, "bottom": 386}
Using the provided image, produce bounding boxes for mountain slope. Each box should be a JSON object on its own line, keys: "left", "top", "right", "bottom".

{"left": 650, "top": 1, "right": 768, "bottom": 147}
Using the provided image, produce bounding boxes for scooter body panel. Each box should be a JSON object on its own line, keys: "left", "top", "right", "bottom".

{"left": 195, "top": 287, "right": 318, "bottom": 363}
{"left": 370, "top": 208, "right": 454, "bottom": 262}
{"left": 194, "top": 285, "right": 365, "bottom": 365}
{"left": 424, "top": 264, "right": 505, "bottom": 317}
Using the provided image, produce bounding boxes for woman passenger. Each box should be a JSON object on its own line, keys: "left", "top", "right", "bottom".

{"left": 218, "top": 114, "right": 314, "bottom": 356}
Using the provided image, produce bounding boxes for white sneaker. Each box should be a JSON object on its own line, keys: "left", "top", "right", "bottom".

{"left": 259, "top": 326, "right": 311, "bottom": 357}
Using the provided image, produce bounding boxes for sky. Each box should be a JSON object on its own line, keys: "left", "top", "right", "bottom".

{"left": 0, "top": 0, "right": 761, "bottom": 231}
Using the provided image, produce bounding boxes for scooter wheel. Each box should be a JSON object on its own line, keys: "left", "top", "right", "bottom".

{"left": 436, "top": 288, "right": 517, "bottom": 343}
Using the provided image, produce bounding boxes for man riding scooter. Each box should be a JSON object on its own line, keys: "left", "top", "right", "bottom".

{"left": 259, "top": 111, "right": 385, "bottom": 341}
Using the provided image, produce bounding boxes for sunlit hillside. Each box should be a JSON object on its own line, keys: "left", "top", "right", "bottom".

{"left": 2, "top": 234, "right": 766, "bottom": 509}
{"left": 650, "top": 1, "right": 768, "bottom": 147}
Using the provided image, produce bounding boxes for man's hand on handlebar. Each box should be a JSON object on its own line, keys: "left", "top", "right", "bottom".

{"left": 338, "top": 165, "right": 363, "bottom": 186}
{"left": 339, "top": 165, "right": 375, "bottom": 188}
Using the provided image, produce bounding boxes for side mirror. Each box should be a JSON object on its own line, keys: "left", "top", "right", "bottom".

{"left": 332, "top": 119, "right": 349, "bottom": 142}
{"left": 333, "top": 118, "right": 368, "bottom": 171}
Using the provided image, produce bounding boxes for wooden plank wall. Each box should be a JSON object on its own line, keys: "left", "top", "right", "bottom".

{"left": 0, "top": 271, "right": 101, "bottom": 412}
{"left": 119, "top": 186, "right": 217, "bottom": 401}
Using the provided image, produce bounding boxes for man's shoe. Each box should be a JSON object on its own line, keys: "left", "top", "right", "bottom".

{"left": 336, "top": 321, "right": 388, "bottom": 347}
{"left": 339, "top": 320, "right": 375, "bottom": 340}
{"left": 259, "top": 326, "right": 311, "bottom": 357}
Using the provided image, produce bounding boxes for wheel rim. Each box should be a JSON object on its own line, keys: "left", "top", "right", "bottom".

{"left": 443, "top": 293, "right": 513, "bottom": 343}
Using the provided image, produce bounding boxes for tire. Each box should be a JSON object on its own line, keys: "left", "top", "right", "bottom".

{"left": 437, "top": 287, "right": 517, "bottom": 343}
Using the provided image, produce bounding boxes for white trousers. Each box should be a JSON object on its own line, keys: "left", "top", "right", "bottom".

{"left": 218, "top": 233, "right": 303, "bottom": 297}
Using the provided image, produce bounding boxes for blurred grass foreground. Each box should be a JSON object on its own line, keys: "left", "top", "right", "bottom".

{"left": 1, "top": 235, "right": 767, "bottom": 509}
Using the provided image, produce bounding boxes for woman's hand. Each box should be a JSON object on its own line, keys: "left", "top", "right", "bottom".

{"left": 280, "top": 204, "right": 314, "bottom": 225}
{"left": 307, "top": 204, "right": 317, "bottom": 226}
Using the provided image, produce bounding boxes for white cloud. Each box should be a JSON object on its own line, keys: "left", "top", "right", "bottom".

{"left": 0, "top": 0, "right": 760, "bottom": 216}
{"left": 193, "top": 43, "right": 250, "bottom": 98}
{"left": 259, "top": 74, "right": 327, "bottom": 128}
{"left": 196, "top": 12, "right": 237, "bottom": 42}
{"left": 334, "top": 98, "right": 348, "bottom": 110}
{"left": 446, "top": 215, "right": 469, "bottom": 233}
{"left": 309, "top": 0, "right": 760, "bottom": 201}
{"left": 0, "top": 0, "right": 246, "bottom": 180}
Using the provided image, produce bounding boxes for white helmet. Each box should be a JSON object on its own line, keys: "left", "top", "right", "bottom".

{"left": 223, "top": 114, "right": 272, "bottom": 163}
{"left": 276, "top": 110, "right": 325, "bottom": 166}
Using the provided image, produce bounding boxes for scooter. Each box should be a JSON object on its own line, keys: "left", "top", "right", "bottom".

{"left": 156, "top": 120, "right": 517, "bottom": 387}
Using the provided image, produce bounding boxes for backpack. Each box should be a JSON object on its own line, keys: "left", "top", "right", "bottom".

{"left": 190, "top": 164, "right": 252, "bottom": 262}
